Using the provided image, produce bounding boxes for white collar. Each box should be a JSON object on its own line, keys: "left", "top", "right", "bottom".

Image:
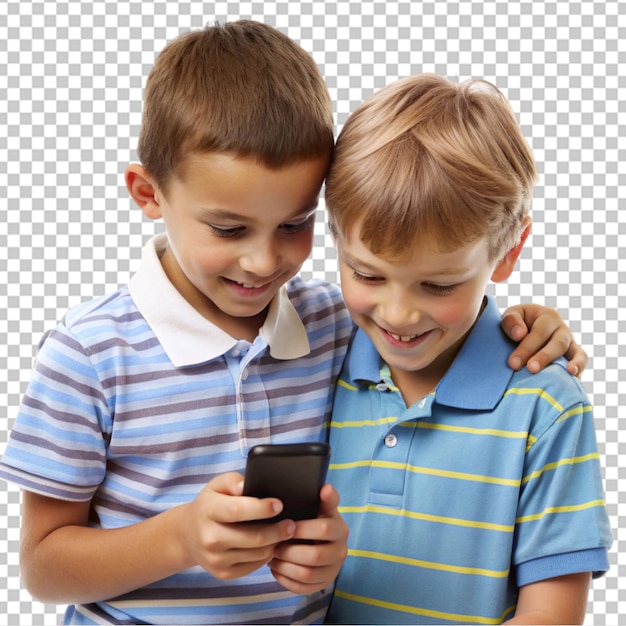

{"left": 128, "top": 234, "right": 310, "bottom": 367}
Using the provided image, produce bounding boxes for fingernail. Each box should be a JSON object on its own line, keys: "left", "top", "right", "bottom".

{"left": 510, "top": 356, "right": 521, "bottom": 370}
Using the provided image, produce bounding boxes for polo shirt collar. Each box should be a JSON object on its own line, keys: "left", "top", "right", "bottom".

{"left": 347, "top": 295, "right": 515, "bottom": 411}
{"left": 436, "top": 295, "right": 516, "bottom": 409}
{"left": 128, "top": 234, "right": 310, "bottom": 367}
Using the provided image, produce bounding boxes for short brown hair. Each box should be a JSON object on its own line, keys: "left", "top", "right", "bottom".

{"left": 325, "top": 74, "right": 537, "bottom": 262}
{"left": 137, "top": 20, "right": 334, "bottom": 190}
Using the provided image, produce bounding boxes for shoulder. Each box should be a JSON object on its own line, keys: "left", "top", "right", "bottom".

{"left": 63, "top": 285, "right": 138, "bottom": 329}
{"left": 41, "top": 285, "right": 152, "bottom": 357}
{"left": 505, "top": 359, "right": 592, "bottom": 442}
{"left": 285, "top": 276, "right": 349, "bottom": 324}
{"left": 508, "top": 359, "right": 589, "bottom": 409}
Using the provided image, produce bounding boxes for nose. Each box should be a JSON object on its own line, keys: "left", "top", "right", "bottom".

{"left": 378, "top": 291, "right": 421, "bottom": 330}
{"left": 239, "top": 238, "right": 281, "bottom": 278}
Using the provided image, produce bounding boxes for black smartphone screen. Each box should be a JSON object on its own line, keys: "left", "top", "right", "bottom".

{"left": 242, "top": 442, "right": 331, "bottom": 522}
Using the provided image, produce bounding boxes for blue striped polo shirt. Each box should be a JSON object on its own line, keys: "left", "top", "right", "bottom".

{"left": 0, "top": 234, "right": 354, "bottom": 625}
{"left": 326, "top": 295, "right": 612, "bottom": 625}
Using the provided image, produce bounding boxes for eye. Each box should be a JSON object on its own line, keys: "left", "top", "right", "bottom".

{"left": 209, "top": 225, "right": 244, "bottom": 238}
{"left": 424, "top": 283, "right": 458, "bottom": 295}
{"left": 351, "top": 270, "right": 383, "bottom": 284}
{"left": 280, "top": 214, "right": 315, "bottom": 234}
{"left": 280, "top": 216, "right": 315, "bottom": 235}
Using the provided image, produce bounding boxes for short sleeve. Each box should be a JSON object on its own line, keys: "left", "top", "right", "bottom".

{"left": 0, "top": 323, "right": 111, "bottom": 501}
{"left": 514, "top": 400, "right": 612, "bottom": 584}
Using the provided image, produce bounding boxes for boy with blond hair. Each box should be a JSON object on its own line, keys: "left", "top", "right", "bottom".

{"left": 324, "top": 74, "right": 611, "bottom": 625}
{"left": 0, "top": 22, "right": 589, "bottom": 625}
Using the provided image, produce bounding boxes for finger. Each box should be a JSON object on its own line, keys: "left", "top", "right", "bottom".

{"left": 286, "top": 514, "right": 347, "bottom": 549}
{"left": 523, "top": 328, "right": 572, "bottom": 374}
{"left": 507, "top": 330, "right": 560, "bottom": 371}
{"left": 200, "top": 492, "right": 282, "bottom": 524}
{"left": 500, "top": 309, "right": 529, "bottom": 343}
{"left": 506, "top": 312, "right": 562, "bottom": 372}
{"left": 199, "top": 477, "right": 285, "bottom": 525}
{"left": 269, "top": 561, "right": 329, "bottom": 592}
{"left": 317, "top": 483, "right": 340, "bottom": 516}
{"left": 270, "top": 567, "right": 332, "bottom": 595}
{"left": 273, "top": 531, "right": 339, "bottom": 564}
{"left": 502, "top": 303, "right": 563, "bottom": 345}
{"left": 193, "top": 518, "right": 297, "bottom": 580}
{"left": 237, "top": 496, "right": 287, "bottom": 523}
{"left": 269, "top": 548, "right": 336, "bottom": 587}
{"left": 287, "top": 489, "right": 343, "bottom": 544}
{"left": 206, "top": 471, "right": 246, "bottom": 496}
{"left": 563, "top": 339, "right": 587, "bottom": 378}
{"left": 208, "top": 553, "right": 275, "bottom": 581}
{"left": 199, "top": 518, "right": 297, "bottom": 567}
{"left": 269, "top": 539, "right": 346, "bottom": 594}
{"left": 501, "top": 304, "right": 563, "bottom": 343}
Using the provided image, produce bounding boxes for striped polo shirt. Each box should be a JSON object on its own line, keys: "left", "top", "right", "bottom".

{"left": 0, "top": 234, "right": 353, "bottom": 625}
{"left": 326, "top": 295, "right": 611, "bottom": 625}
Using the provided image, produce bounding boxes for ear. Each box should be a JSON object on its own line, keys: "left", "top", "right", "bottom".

{"left": 491, "top": 217, "right": 531, "bottom": 283}
{"left": 125, "top": 164, "right": 164, "bottom": 220}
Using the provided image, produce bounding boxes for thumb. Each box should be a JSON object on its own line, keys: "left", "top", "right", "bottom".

{"left": 317, "top": 483, "right": 340, "bottom": 517}
{"left": 205, "top": 471, "right": 246, "bottom": 497}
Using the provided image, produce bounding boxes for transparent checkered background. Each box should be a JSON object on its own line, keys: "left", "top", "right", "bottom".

{"left": 1, "top": 0, "right": 624, "bottom": 624}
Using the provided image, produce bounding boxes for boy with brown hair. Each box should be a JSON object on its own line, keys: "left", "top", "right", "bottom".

{"left": 325, "top": 74, "right": 611, "bottom": 624}
{"left": 0, "top": 22, "right": 588, "bottom": 625}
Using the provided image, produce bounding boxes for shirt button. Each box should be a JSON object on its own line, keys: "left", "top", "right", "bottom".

{"left": 376, "top": 383, "right": 388, "bottom": 391}
{"left": 384, "top": 434, "right": 398, "bottom": 448}
{"left": 241, "top": 370, "right": 249, "bottom": 381}
{"left": 418, "top": 398, "right": 427, "bottom": 408}
{"left": 231, "top": 348, "right": 240, "bottom": 357}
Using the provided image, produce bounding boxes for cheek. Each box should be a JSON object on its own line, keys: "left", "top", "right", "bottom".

{"left": 293, "top": 229, "right": 315, "bottom": 262}
{"left": 339, "top": 281, "right": 372, "bottom": 317}
{"left": 434, "top": 293, "right": 484, "bottom": 329}
{"left": 435, "top": 303, "right": 469, "bottom": 328}
{"left": 181, "top": 240, "right": 232, "bottom": 276}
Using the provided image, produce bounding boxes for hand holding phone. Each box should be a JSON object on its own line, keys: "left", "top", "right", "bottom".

{"left": 242, "top": 442, "right": 330, "bottom": 522}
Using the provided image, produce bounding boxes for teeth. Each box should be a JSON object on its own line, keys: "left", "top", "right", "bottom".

{"left": 390, "top": 333, "right": 418, "bottom": 342}
{"left": 238, "top": 282, "right": 257, "bottom": 289}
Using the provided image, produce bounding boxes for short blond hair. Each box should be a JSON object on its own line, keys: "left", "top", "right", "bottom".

{"left": 325, "top": 74, "right": 537, "bottom": 262}
{"left": 137, "top": 20, "right": 334, "bottom": 191}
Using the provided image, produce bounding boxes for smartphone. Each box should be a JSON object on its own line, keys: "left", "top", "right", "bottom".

{"left": 243, "top": 442, "right": 331, "bottom": 522}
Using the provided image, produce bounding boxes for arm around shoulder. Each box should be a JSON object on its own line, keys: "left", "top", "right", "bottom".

{"left": 501, "top": 303, "right": 587, "bottom": 377}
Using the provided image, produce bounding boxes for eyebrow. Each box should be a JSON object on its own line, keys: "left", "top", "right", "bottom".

{"left": 198, "top": 209, "right": 245, "bottom": 220}
{"left": 427, "top": 266, "right": 474, "bottom": 277}
{"left": 199, "top": 204, "right": 319, "bottom": 222}
{"left": 341, "top": 251, "right": 472, "bottom": 278}
{"left": 342, "top": 255, "right": 378, "bottom": 272}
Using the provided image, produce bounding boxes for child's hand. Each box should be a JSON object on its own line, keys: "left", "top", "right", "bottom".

{"left": 268, "top": 483, "right": 349, "bottom": 594}
{"left": 501, "top": 303, "right": 587, "bottom": 377}
{"left": 178, "top": 472, "right": 297, "bottom": 580}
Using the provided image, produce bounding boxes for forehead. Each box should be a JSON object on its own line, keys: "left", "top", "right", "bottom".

{"left": 167, "top": 152, "right": 328, "bottom": 215}
{"left": 340, "top": 222, "right": 491, "bottom": 276}
{"left": 177, "top": 152, "right": 326, "bottom": 187}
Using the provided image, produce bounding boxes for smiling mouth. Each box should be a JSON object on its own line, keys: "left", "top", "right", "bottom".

{"left": 382, "top": 327, "right": 432, "bottom": 344}
{"left": 389, "top": 332, "right": 420, "bottom": 342}
{"left": 226, "top": 278, "right": 273, "bottom": 292}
